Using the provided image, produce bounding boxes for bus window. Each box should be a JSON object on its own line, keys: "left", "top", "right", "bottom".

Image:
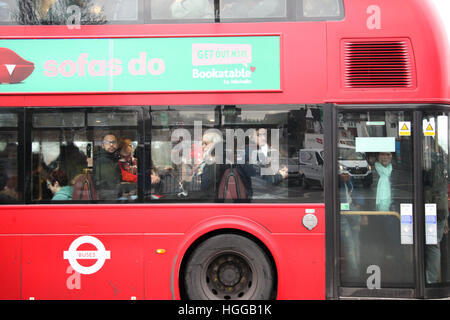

{"left": 302, "top": 0, "right": 341, "bottom": 18}
{"left": 31, "top": 108, "right": 140, "bottom": 202}
{"left": 0, "top": 0, "right": 14, "bottom": 23}
{"left": 0, "top": 112, "right": 20, "bottom": 204}
{"left": 95, "top": 0, "right": 140, "bottom": 22}
{"left": 149, "top": 104, "right": 324, "bottom": 203}
{"left": 338, "top": 111, "right": 414, "bottom": 288}
{"left": 219, "top": 0, "right": 286, "bottom": 19}
{"left": 11, "top": 0, "right": 142, "bottom": 25}
{"left": 151, "top": 0, "right": 214, "bottom": 21}
{"left": 423, "top": 112, "right": 450, "bottom": 286}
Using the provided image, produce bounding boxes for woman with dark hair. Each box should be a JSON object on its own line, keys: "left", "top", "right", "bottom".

{"left": 46, "top": 169, "right": 73, "bottom": 200}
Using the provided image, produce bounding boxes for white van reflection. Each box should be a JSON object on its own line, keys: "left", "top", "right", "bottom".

{"left": 338, "top": 146, "right": 372, "bottom": 187}
{"left": 298, "top": 147, "right": 373, "bottom": 190}
{"left": 299, "top": 149, "right": 324, "bottom": 189}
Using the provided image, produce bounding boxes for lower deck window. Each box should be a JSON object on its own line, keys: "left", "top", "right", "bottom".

{"left": 0, "top": 104, "right": 325, "bottom": 204}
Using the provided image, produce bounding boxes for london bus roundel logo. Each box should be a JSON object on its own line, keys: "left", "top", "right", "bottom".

{"left": 63, "top": 236, "right": 111, "bottom": 275}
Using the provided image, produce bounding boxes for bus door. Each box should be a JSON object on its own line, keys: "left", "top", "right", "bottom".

{"left": 336, "top": 109, "right": 450, "bottom": 298}
{"left": 422, "top": 110, "right": 450, "bottom": 297}
{"left": 336, "top": 110, "right": 416, "bottom": 296}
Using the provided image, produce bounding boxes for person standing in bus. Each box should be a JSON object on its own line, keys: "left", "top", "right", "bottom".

{"left": 93, "top": 134, "right": 121, "bottom": 200}
{"left": 254, "top": 128, "right": 288, "bottom": 181}
{"left": 250, "top": 128, "right": 288, "bottom": 192}
{"left": 118, "top": 138, "right": 138, "bottom": 183}
{"left": 423, "top": 148, "right": 449, "bottom": 283}
{"left": 117, "top": 138, "right": 138, "bottom": 200}
{"left": 372, "top": 152, "right": 399, "bottom": 212}
{"left": 0, "top": 156, "right": 17, "bottom": 203}
{"left": 182, "top": 130, "right": 225, "bottom": 200}
{"left": 339, "top": 168, "right": 362, "bottom": 282}
{"left": 117, "top": 138, "right": 161, "bottom": 198}
{"left": 370, "top": 151, "right": 403, "bottom": 266}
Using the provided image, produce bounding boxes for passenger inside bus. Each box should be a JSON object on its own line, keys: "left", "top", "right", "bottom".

{"left": 180, "top": 130, "right": 225, "bottom": 199}
{"left": 424, "top": 147, "right": 449, "bottom": 283}
{"left": 373, "top": 152, "right": 394, "bottom": 212}
{"left": 51, "top": 142, "right": 88, "bottom": 184}
{"left": 117, "top": 138, "right": 138, "bottom": 200}
{"left": 0, "top": 143, "right": 18, "bottom": 202}
{"left": 0, "top": 144, "right": 17, "bottom": 203}
{"left": 370, "top": 152, "right": 399, "bottom": 245}
{"left": 118, "top": 138, "right": 138, "bottom": 183}
{"left": 46, "top": 169, "right": 73, "bottom": 201}
{"left": 177, "top": 128, "right": 289, "bottom": 201}
{"left": 0, "top": 174, "right": 16, "bottom": 203}
{"left": 368, "top": 151, "right": 406, "bottom": 273}
{"left": 92, "top": 134, "right": 121, "bottom": 200}
{"left": 249, "top": 128, "right": 288, "bottom": 199}
{"left": 339, "top": 168, "right": 362, "bottom": 283}
{"left": 117, "top": 137, "right": 161, "bottom": 200}
{"left": 253, "top": 128, "right": 288, "bottom": 180}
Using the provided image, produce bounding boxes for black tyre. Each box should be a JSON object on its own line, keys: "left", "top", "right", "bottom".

{"left": 183, "top": 234, "right": 275, "bottom": 300}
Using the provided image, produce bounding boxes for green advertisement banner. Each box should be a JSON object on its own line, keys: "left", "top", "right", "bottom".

{"left": 0, "top": 36, "right": 281, "bottom": 93}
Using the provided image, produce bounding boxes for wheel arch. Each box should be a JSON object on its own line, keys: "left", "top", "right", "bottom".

{"left": 173, "top": 216, "right": 279, "bottom": 300}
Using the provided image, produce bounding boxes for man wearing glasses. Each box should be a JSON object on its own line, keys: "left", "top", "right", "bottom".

{"left": 93, "top": 134, "right": 122, "bottom": 200}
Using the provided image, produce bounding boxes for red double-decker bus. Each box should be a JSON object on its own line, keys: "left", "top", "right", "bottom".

{"left": 0, "top": 0, "right": 448, "bottom": 300}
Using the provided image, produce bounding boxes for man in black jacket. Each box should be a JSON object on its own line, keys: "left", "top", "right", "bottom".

{"left": 93, "top": 134, "right": 121, "bottom": 200}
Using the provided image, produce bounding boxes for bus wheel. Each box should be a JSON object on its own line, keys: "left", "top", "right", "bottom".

{"left": 183, "top": 234, "right": 275, "bottom": 300}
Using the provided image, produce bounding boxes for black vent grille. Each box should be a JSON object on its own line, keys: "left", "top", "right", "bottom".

{"left": 344, "top": 40, "right": 414, "bottom": 88}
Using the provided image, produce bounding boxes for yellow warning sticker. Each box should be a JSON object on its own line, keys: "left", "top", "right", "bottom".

{"left": 399, "top": 121, "right": 411, "bottom": 136}
{"left": 424, "top": 121, "right": 435, "bottom": 136}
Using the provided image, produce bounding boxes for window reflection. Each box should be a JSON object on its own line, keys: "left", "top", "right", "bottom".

{"left": 150, "top": 104, "right": 324, "bottom": 203}
{"left": 151, "top": 0, "right": 214, "bottom": 20}
{"left": 0, "top": 0, "right": 13, "bottom": 22}
{"left": 303, "top": 0, "right": 341, "bottom": 17}
{"left": 12, "top": 0, "right": 106, "bottom": 25}
{"left": 11, "top": 0, "right": 141, "bottom": 25}
{"left": 171, "top": 0, "right": 214, "bottom": 19}
{"left": 219, "top": 0, "right": 286, "bottom": 19}
{"left": 97, "top": 0, "right": 138, "bottom": 21}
